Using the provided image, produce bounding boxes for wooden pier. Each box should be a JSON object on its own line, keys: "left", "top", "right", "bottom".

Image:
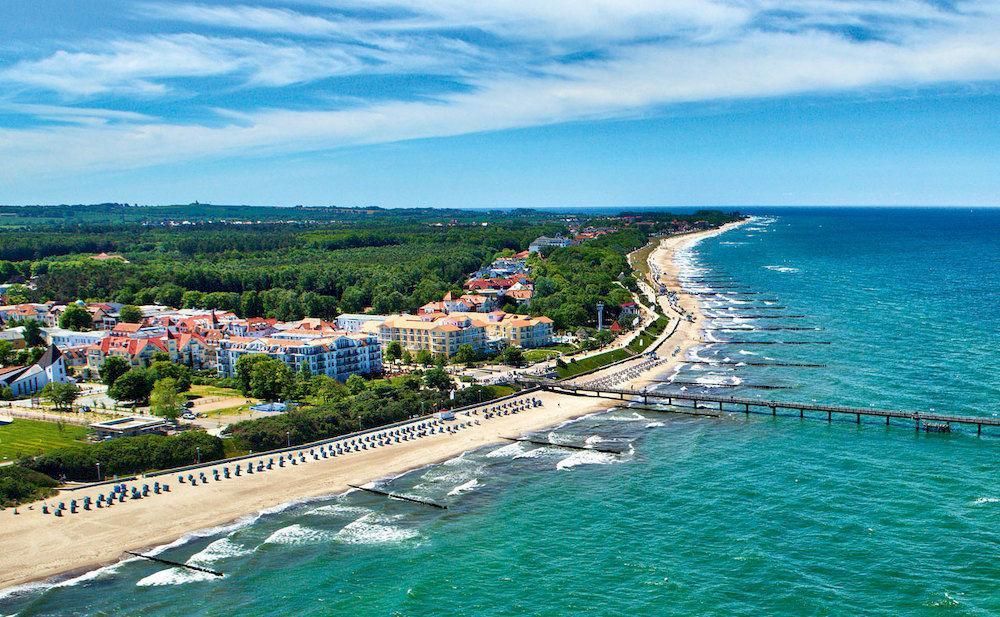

{"left": 539, "top": 383, "right": 999, "bottom": 435}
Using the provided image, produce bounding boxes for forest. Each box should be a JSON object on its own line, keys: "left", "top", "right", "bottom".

{"left": 0, "top": 204, "right": 739, "bottom": 328}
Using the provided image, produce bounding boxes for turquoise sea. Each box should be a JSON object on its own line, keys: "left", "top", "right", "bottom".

{"left": 2, "top": 208, "right": 997, "bottom": 616}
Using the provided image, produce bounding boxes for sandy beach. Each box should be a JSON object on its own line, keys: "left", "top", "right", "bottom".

{"left": 0, "top": 221, "right": 745, "bottom": 592}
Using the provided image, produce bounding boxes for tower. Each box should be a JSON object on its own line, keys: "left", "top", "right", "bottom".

{"left": 596, "top": 301, "right": 605, "bottom": 331}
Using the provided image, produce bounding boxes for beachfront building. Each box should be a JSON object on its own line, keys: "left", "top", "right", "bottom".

{"left": 0, "top": 345, "right": 69, "bottom": 397}
{"left": 448, "top": 312, "right": 554, "bottom": 348}
{"left": 90, "top": 416, "right": 168, "bottom": 439}
{"left": 335, "top": 313, "right": 392, "bottom": 333}
{"left": 379, "top": 314, "right": 487, "bottom": 357}
{"left": 528, "top": 235, "right": 571, "bottom": 253}
{"left": 216, "top": 332, "right": 382, "bottom": 381}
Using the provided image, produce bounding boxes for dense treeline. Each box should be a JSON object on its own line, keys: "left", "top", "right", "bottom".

{"left": 0, "top": 466, "right": 59, "bottom": 507}
{"left": 225, "top": 374, "right": 508, "bottom": 451}
{"left": 24, "top": 431, "right": 224, "bottom": 481}
{"left": 1, "top": 205, "right": 740, "bottom": 328}
{"left": 6, "top": 220, "right": 562, "bottom": 319}
{"left": 526, "top": 230, "right": 645, "bottom": 330}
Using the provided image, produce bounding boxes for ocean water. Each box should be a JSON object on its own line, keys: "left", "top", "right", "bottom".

{"left": 2, "top": 208, "right": 997, "bottom": 616}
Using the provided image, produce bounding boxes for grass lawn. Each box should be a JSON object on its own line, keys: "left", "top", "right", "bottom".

{"left": 485, "top": 385, "right": 517, "bottom": 398}
{"left": 185, "top": 384, "right": 244, "bottom": 400}
{"left": 0, "top": 418, "right": 90, "bottom": 462}
{"left": 201, "top": 404, "right": 254, "bottom": 419}
{"left": 626, "top": 315, "right": 670, "bottom": 353}
{"left": 523, "top": 344, "right": 578, "bottom": 363}
{"left": 629, "top": 239, "right": 658, "bottom": 283}
{"left": 556, "top": 348, "right": 634, "bottom": 379}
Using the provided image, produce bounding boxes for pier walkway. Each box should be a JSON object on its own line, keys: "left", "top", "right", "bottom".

{"left": 537, "top": 382, "right": 1000, "bottom": 435}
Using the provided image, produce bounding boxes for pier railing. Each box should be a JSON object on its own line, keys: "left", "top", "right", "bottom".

{"left": 538, "top": 382, "right": 999, "bottom": 435}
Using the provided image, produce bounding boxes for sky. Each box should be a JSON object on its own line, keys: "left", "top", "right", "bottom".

{"left": 0, "top": 0, "right": 997, "bottom": 207}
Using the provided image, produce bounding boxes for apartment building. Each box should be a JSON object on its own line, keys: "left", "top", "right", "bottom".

{"left": 379, "top": 314, "right": 487, "bottom": 357}
{"left": 216, "top": 332, "right": 382, "bottom": 381}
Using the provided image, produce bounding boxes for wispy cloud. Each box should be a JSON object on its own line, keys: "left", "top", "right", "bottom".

{"left": 0, "top": 0, "right": 998, "bottom": 178}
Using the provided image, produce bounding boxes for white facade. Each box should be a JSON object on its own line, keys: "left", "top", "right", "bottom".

{"left": 0, "top": 345, "right": 68, "bottom": 397}
{"left": 528, "top": 236, "right": 572, "bottom": 253}
{"left": 217, "top": 333, "right": 382, "bottom": 382}
{"left": 335, "top": 314, "right": 391, "bottom": 333}
{"left": 43, "top": 327, "right": 108, "bottom": 349}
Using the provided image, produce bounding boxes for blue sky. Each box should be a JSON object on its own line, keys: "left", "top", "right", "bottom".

{"left": 0, "top": 0, "right": 997, "bottom": 207}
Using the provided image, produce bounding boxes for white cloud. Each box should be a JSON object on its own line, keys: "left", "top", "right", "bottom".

{"left": 0, "top": 0, "right": 998, "bottom": 178}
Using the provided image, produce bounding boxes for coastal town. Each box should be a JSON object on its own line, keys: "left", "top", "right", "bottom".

{"left": 0, "top": 4, "right": 992, "bottom": 613}
{"left": 0, "top": 204, "right": 745, "bottom": 590}
{"left": 0, "top": 209, "right": 732, "bottom": 456}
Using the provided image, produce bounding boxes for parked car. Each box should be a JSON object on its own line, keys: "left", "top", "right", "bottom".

{"left": 183, "top": 401, "right": 195, "bottom": 408}
{"left": 181, "top": 412, "right": 196, "bottom": 420}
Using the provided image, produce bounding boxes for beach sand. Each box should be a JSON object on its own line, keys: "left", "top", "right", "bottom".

{"left": 0, "top": 221, "right": 745, "bottom": 592}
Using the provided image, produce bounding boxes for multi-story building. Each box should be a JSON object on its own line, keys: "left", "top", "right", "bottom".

{"left": 379, "top": 314, "right": 487, "bottom": 357}
{"left": 216, "top": 332, "right": 382, "bottom": 381}
{"left": 449, "top": 312, "right": 554, "bottom": 348}
{"left": 42, "top": 327, "right": 108, "bottom": 349}
{"left": 0, "top": 345, "right": 68, "bottom": 397}
{"left": 333, "top": 313, "right": 391, "bottom": 333}
{"left": 528, "top": 235, "right": 572, "bottom": 253}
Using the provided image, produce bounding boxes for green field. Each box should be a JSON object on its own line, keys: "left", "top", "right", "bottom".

{"left": 556, "top": 348, "right": 634, "bottom": 379}
{"left": 0, "top": 418, "right": 90, "bottom": 462}
{"left": 629, "top": 239, "right": 659, "bottom": 283}
{"left": 522, "top": 344, "right": 578, "bottom": 363}
{"left": 626, "top": 315, "right": 670, "bottom": 353}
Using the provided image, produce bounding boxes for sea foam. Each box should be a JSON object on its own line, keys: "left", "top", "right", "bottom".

{"left": 335, "top": 515, "right": 419, "bottom": 545}
{"left": 264, "top": 524, "right": 332, "bottom": 546}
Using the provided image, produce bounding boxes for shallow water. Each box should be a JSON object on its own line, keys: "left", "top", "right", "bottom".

{"left": 2, "top": 208, "right": 997, "bottom": 616}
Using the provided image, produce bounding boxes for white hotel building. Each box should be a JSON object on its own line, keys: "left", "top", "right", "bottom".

{"left": 216, "top": 331, "right": 382, "bottom": 381}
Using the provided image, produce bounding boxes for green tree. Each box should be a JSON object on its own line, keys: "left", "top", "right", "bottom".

{"left": 100, "top": 356, "right": 131, "bottom": 387}
{"left": 118, "top": 305, "right": 143, "bottom": 323}
{"left": 0, "top": 385, "right": 12, "bottom": 401}
{"left": 385, "top": 341, "right": 402, "bottom": 363}
{"left": 0, "top": 340, "right": 13, "bottom": 365}
{"left": 340, "top": 286, "right": 367, "bottom": 313}
{"left": 154, "top": 284, "right": 185, "bottom": 308}
{"left": 150, "top": 378, "right": 181, "bottom": 421}
{"left": 499, "top": 346, "right": 525, "bottom": 367}
{"left": 22, "top": 320, "right": 42, "bottom": 347}
{"left": 3, "top": 284, "right": 29, "bottom": 304}
{"left": 150, "top": 360, "right": 192, "bottom": 392}
{"left": 346, "top": 373, "right": 367, "bottom": 395}
{"left": 40, "top": 382, "right": 81, "bottom": 411}
{"left": 59, "top": 304, "right": 93, "bottom": 331}
{"left": 423, "top": 367, "right": 452, "bottom": 391}
{"left": 453, "top": 344, "right": 478, "bottom": 365}
{"left": 239, "top": 291, "right": 264, "bottom": 317}
{"left": 249, "top": 358, "right": 292, "bottom": 401}
{"left": 415, "top": 349, "right": 433, "bottom": 366}
{"left": 400, "top": 349, "right": 413, "bottom": 364}
{"left": 235, "top": 354, "right": 272, "bottom": 395}
{"left": 108, "top": 368, "right": 154, "bottom": 406}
